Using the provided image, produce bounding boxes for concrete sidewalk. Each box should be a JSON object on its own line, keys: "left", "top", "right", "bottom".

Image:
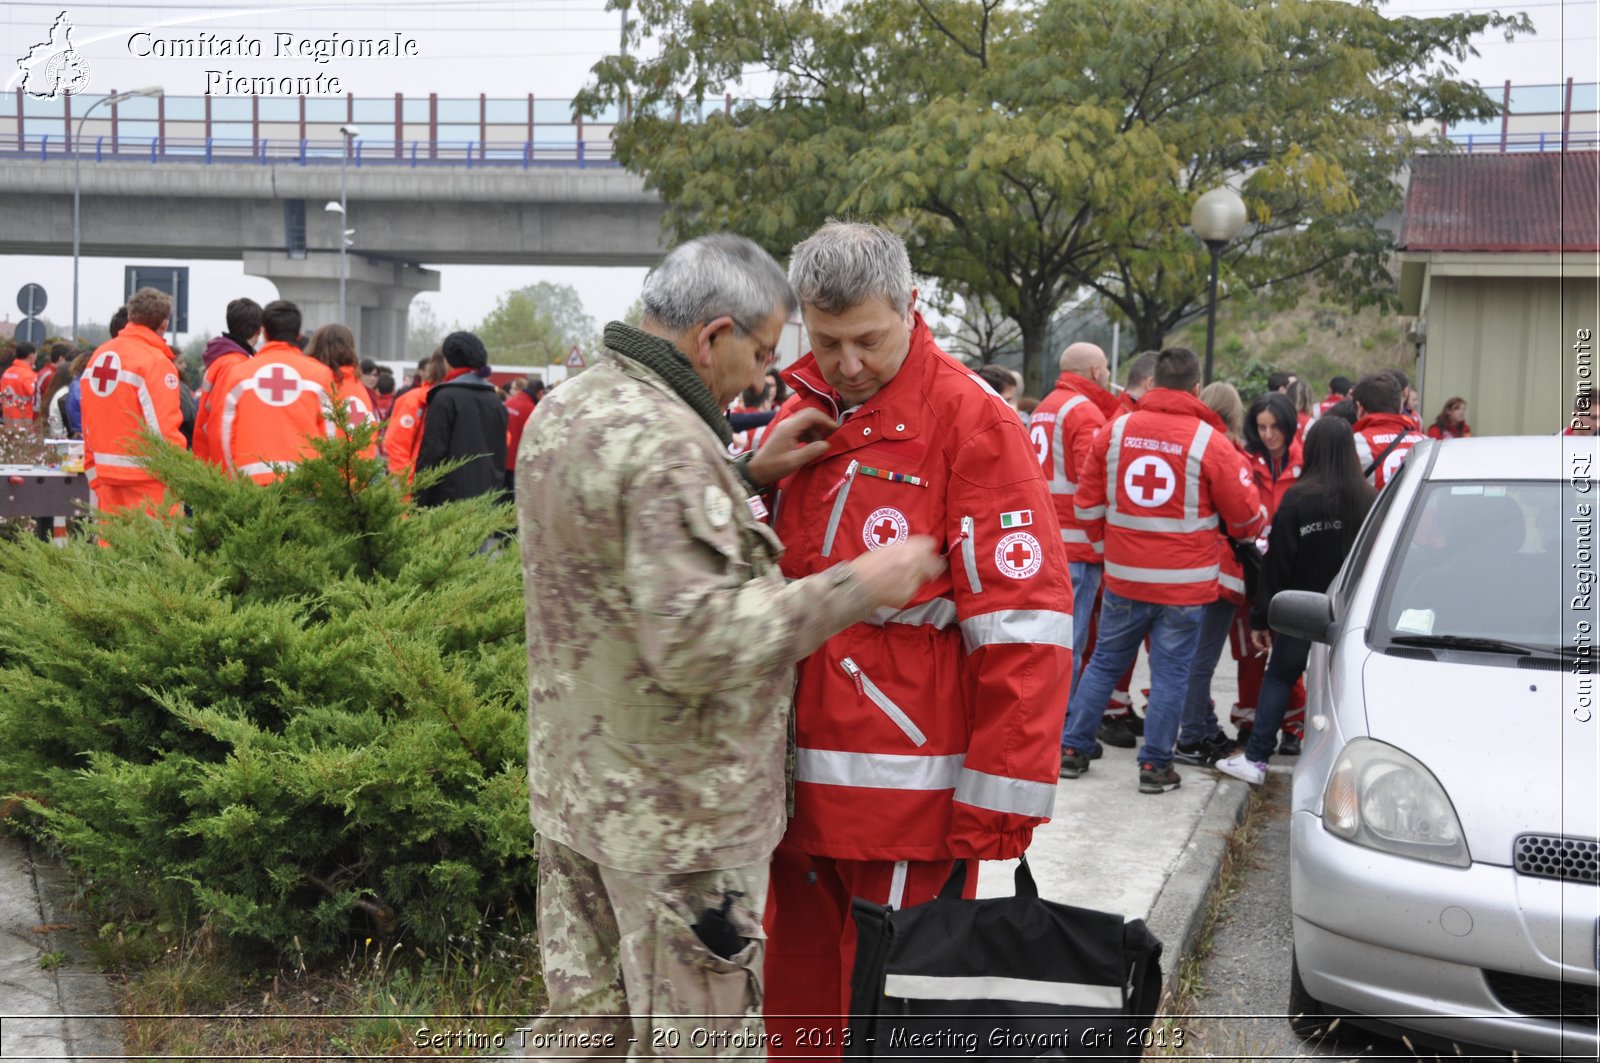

{"left": 0, "top": 838, "right": 122, "bottom": 1062}
{"left": 977, "top": 647, "right": 1262, "bottom": 997}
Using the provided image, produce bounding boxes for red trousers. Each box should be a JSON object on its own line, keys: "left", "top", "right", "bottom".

{"left": 763, "top": 841, "right": 973, "bottom": 1059}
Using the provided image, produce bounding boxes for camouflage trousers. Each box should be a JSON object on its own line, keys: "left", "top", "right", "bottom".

{"left": 514, "top": 835, "right": 771, "bottom": 1060}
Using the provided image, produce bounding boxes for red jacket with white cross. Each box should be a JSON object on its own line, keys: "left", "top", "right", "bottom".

{"left": 770, "top": 317, "right": 1073, "bottom": 863}
{"left": 1074, "top": 387, "right": 1266, "bottom": 607}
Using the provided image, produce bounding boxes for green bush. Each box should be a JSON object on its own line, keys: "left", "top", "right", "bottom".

{"left": 0, "top": 429, "right": 532, "bottom": 960}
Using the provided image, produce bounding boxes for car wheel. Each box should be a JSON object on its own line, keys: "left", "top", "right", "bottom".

{"left": 1288, "top": 950, "right": 1334, "bottom": 1040}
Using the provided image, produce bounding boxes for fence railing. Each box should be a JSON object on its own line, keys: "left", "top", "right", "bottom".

{"left": 0, "top": 133, "right": 619, "bottom": 167}
{"left": 1444, "top": 129, "right": 1600, "bottom": 153}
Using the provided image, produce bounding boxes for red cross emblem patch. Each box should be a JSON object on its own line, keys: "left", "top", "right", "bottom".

{"left": 253, "top": 363, "right": 303, "bottom": 407}
{"left": 995, "top": 531, "right": 1043, "bottom": 580}
{"left": 1124, "top": 455, "right": 1176, "bottom": 508}
{"left": 87, "top": 352, "right": 122, "bottom": 397}
{"left": 862, "top": 507, "right": 909, "bottom": 551}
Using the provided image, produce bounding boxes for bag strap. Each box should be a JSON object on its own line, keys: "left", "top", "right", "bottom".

{"left": 936, "top": 854, "right": 1040, "bottom": 900}
{"left": 1363, "top": 433, "right": 1406, "bottom": 479}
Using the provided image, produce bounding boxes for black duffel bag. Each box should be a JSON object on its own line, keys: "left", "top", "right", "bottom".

{"left": 847, "top": 857, "right": 1164, "bottom": 1060}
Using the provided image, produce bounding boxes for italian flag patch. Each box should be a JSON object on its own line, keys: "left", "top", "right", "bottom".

{"left": 999, "top": 510, "right": 1033, "bottom": 529}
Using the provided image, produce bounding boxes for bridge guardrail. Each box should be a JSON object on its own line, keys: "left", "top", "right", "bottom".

{"left": 0, "top": 133, "right": 620, "bottom": 168}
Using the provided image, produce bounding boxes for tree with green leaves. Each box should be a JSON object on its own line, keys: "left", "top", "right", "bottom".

{"left": 579, "top": 0, "right": 1524, "bottom": 395}
{"left": 476, "top": 282, "right": 596, "bottom": 367}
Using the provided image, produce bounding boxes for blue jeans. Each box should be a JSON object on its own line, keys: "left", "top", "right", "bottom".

{"left": 1068, "top": 561, "right": 1103, "bottom": 697}
{"left": 1244, "top": 634, "right": 1313, "bottom": 764}
{"left": 1179, "top": 599, "right": 1235, "bottom": 745}
{"left": 1062, "top": 589, "right": 1205, "bottom": 769}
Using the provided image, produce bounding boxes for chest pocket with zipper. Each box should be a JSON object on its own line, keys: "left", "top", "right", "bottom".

{"left": 840, "top": 657, "right": 926, "bottom": 747}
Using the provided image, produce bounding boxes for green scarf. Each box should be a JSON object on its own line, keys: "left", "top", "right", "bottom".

{"left": 603, "top": 321, "right": 732, "bottom": 447}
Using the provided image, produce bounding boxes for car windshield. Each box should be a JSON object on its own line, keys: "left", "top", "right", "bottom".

{"left": 1375, "top": 481, "right": 1565, "bottom": 652}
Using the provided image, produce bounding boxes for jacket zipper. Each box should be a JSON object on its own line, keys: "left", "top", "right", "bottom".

{"left": 960, "top": 515, "right": 983, "bottom": 594}
{"left": 840, "top": 657, "right": 927, "bottom": 747}
{"left": 820, "top": 459, "right": 860, "bottom": 558}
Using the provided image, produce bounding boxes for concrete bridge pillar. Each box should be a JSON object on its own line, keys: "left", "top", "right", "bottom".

{"left": 242, "top": 252, "right": 441, "bottom": 361}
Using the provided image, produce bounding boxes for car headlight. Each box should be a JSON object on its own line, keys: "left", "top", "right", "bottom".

{"left": 1322, "top": 739, "right": 1471, "bottom": 868}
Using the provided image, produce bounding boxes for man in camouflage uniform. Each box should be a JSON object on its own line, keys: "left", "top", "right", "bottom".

{"left": 515, "top": 233, "right": 943, "bottom": 1058}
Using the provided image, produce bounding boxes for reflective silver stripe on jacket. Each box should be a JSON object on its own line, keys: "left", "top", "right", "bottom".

{"left": 960, "top": 514, "right": 982, "bottom": 594}
{"left": 1073, "top": 504, "right": 1106, "bottom": 522}
{"left": 954, "top": 767, "right": 1057, "bottom": 819}
{"left": 794, "top": 749, "right": 964, "bottom": 791}
{"left": 1218, "top": 571, "right": 1246, "bottom": 595}
{"left": 1106, "top": 419, "right": 1216, "bottom": 533}
{"left": 865, "top": 597, "right": 959, "bottom": 630}
{"left": 1104, "top": 413, "right": 1131, "bottom": 512}
{"left": 883, "top": 973, "right": 1122, "bottom": 1009}
{"left": 89, "top": 453, "right": 142, "bottom": 468}
{"left": 820, "top": 459, "right": 859, "bottom": 558}
{"left": 1104, "top": 559, "right": 1220, "bottom": 584}
{"left": 1048, "top": 395, "right": 1087, "bottom": 496}
{"left": 959, "top": 609, "right": 1073, "bottom": 653}
{"left": 1061, "top": 528, "right": 1105, "bottom": 555}
{"left": 238, "top": 461, "right": 293, "bottom": 478}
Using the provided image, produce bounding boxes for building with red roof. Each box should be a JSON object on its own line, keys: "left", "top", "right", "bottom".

{"left": 1398, "top": 151, "right": 1599, "bottom": 435}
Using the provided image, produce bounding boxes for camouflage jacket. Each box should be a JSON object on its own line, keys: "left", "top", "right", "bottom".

{"left": 516, "top": 336, "right": 880, "bottom": 874}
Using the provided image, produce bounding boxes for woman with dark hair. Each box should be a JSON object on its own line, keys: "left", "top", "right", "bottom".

{"left": 1233, "top": 391, "right": 1305, "bottom": 749}
{"left": 1216, "top": 417, "right": 1377, "bottom": 785}
{"left": 305, "top": 323, "right": 378, "bottom": 460}
{"left": 1426, "top": 397, "right": 1472, "bottom": 440}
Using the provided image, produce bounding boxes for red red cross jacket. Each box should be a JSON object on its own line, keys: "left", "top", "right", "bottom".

{"left": 1, "top": 360, "right": 37, "bottom": 423}
{"left": 1352, "top": 412, "right": 1423, "bottom": 490}
{"left": 1074, "top": 387, "right": 1266, "bottom": 607}
{"left": 771, "top": 317, "right": 1073, "bottom": 863}
{"left": 80, "top": 324, "right": 186, "bottom": 488}
{"left": 1030, "top": 371, "right": 1121, "bottom": 564}
{"left": 210, "top": 341, "right": 336, "bottom": 485}
{"left": 1251, "top": 437, "right": 1303, "bottom": 522}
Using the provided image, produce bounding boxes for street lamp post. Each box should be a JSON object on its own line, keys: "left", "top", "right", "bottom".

{"left": 330, "top": 124, "right": 360, "bottom": 324}
{"left": 74, "top": 86, "right": 162, "bottom": 341}
{"left": 1190, "top": 186, "right": 1248, "bottom": 386}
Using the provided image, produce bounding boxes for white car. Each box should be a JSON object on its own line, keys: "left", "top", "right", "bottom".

{"left": 1270, "top": 436, "right": 1598, "bottom": 1059}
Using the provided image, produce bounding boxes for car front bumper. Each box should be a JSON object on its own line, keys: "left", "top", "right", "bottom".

{"left": 1291, "top": 810, "right": 1599, "bottom": 1059}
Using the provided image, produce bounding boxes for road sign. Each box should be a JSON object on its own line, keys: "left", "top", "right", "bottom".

{"left": 123, "top": 266, "right": 190, "bottom": 333}
{"left": 564, "top": 345, "right": 586, "bottom": 371}
{"left": 14, "top": 318, "right": 47, "bottom": 347}
{"left": 17, "top": 283, "right": 47, "bottom": 318}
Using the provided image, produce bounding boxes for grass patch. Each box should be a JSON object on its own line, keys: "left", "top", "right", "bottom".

{"left": 109, "top": 924, "right": 548, "bottom": 1059}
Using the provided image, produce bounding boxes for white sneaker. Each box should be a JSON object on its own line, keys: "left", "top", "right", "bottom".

{"left": 1215, "top": 752, "right": 1268, "bottom": 786}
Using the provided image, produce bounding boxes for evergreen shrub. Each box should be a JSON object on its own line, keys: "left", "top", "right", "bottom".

{"left": 0, "top": 428, "right": 533, "bottom": 959}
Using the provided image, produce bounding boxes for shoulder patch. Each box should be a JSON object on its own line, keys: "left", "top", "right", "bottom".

{"left": 995, "top": 531, "right": 1043, "bottom": 579}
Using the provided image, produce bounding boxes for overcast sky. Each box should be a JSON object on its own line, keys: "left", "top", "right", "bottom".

{"left": 3, "top": 0, "right": 1596, "bottom": 349}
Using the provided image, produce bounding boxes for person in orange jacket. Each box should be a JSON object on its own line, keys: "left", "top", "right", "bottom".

{"left": 192, "top": 298, "right": 263, "bottom": 465}
{"left": 305, "top": 324, "right": 379, "bottom": 462}
{"left": 1, "top": 342, "right": 38, "bottom": 426}
{"left": 210, "top": 300, "right": 335, "bottom": 484}
{"left": 79, "top": 288, "right": 186, "bottom": 514}
{"left": 762, "top": 223, "right": 1073, "bottom": 1055}
{"left": 384, "top": 350, "right": 444, "bottom": 481}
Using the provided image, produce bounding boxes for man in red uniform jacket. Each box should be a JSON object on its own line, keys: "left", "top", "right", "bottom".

{"left": 211, "top": 300, "right": 335, "bottom": 484}
{"left": 1, "top": 343, "right": 38, "bottom": 425}
{"left": 79, "top": 288, "right": 186, "bottom": 514}
{"left": 1031, "top": 341, "right": 1121, "bottom": 694}
{"left": 1059, "top": 348, "right": 1265, "bottom": 791}
{"left": 1351, "top": 371, "right": 1424, "bottom": 490}
{"left": 763, "top": 222, "right": 1073, "bottom": 1053}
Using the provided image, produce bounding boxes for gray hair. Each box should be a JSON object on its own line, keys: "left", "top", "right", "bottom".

{"left": 640, "top": 233, "right": 797, "bottom": 333}
{"left": 788, "top": 221, "right": 913, "bottom": 315}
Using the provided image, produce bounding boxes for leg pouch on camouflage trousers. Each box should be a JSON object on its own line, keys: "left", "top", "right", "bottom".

{"left": 629, "top": 881, "right": 768, "bottom": 1058}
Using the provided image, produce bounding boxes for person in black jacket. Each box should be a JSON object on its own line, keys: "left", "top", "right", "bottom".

{"left": 415, "top": 331, "right": 508, "bottom": 506}
{"left": 1215, "top": 417, "right": 1376, "bottom": 785}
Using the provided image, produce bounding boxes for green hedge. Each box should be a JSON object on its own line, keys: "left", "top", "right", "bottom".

{"left": 0, "top": 430, "right": 533, "bottom": 959}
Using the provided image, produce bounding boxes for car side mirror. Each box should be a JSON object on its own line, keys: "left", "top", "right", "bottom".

{"left": 1270, "top": 590, "right": 1339, "bottom": 645}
